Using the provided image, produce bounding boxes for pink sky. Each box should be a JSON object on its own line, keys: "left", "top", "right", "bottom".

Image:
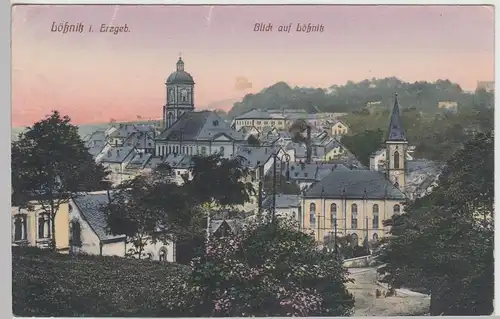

{"left": 12, "top": 5, "right": 494, "bottom": 126}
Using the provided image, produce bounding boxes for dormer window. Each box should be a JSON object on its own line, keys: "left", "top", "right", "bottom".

{"left": 213, "top": 120, "right": 219, "bottom": 126}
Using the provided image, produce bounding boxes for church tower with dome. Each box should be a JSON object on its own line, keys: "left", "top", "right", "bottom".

{"left": 163, "top": 57, "right": 195, "bottom": 129}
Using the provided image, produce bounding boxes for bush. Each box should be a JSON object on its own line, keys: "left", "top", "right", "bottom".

{"left": 185, "top": 219, "right": 355, "bottom": 317}
{"left": 12, "top": 247, "right": 191, "bottom": 317}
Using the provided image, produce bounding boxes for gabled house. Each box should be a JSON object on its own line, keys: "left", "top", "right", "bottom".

{"left": 96, "top": 145, "right": 138, "bottom": 186}
{"left": 329, "top": 120, "right": 349, "bottom": 137}
{"left": 69, "top": 191, "right": 176, "bottom": 262}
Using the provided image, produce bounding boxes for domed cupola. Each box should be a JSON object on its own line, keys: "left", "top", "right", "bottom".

{"left": 166, "top": 57, "right": 195, "bottom": 85}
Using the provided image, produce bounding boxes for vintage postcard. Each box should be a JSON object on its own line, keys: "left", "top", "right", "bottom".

{"left": 11, "top": 4, "right": 494, "bottom": 317}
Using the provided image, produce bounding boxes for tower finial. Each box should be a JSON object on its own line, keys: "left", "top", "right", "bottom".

{"left": 176, "top": 54, "right": 184, "bottom": 71}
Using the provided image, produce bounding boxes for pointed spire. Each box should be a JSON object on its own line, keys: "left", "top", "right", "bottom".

{"left": 387, "top": 92, "right": 407, "bottom": 141}
{"left": 176, "top": 56, "right": 184, "bottom": 72}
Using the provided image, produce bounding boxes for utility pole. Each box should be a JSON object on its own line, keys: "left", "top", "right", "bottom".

{"left": 333, "top": 218, "right": 338, "bottom": 257}
{"left": 257, "top": 179, "right": 263, "bottom": 218}
{"left": 272, "top": 154, "right": 277, "bottom": 222}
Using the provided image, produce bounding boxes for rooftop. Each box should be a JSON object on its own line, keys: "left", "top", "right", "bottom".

{"left": 304, "top": 169, "right": 406, "bottom": 200}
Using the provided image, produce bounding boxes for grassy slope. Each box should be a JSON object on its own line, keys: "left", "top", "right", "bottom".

{"left": 12, "top": 247, "right": 190, "bottom": 317}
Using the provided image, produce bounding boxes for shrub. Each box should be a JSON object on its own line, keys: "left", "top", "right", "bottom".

{"left": 12, "top": 247, "right": 190, "bottom": 317}
{"left": 185, "top": 218, "right": 355, "bottom": 317}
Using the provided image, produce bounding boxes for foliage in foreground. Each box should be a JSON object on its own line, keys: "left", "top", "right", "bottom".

{"left": 184, "top": 218, "right": 355, "bottom": 317}
{"left": 12, "top": 247, "right": 190, "bottom": 317}
{"left": 376, "top": 131, "right": 494, "bottom": 315}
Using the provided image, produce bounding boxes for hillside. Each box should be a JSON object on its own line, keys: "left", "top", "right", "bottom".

{"left": 228, "top": 78, "right": 493, "bottom": 118}
{"left": 12, "top": 247, "right": 189, "bottom": 317}
{"left": 11, "top": 119, "right": 162, "bottom": 141}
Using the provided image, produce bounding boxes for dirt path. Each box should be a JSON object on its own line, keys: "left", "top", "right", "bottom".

{"left": 347, "top": 268, "right": 430, "bottom": 316}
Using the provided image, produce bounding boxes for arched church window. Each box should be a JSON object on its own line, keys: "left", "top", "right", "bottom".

{"left": 330, "top": 203, "right": 337, "bottom": 226}
{"left": 70, "top": 220, "right": 82, "bottom": 247}
{"left": 169, "top": 88, "right": 175, "bottom": 102}
{"left": 351, "top": 233, "right": 359, "bottom": 246}
{"left": 180, "top": 89, "right": 188, "bottom": 102}
{"left": 309, "top": 203, "right": 316, "bottom": 227}
{"left": 351, "top": 204, "right": 358, "bottom": 229}
{"left": 201, "top": 147, "right": 207, "bottom": 156}
{"left": 394, "top": 151, "right": 400, "bottom": 169}
{"left": 14, "top": 215, "right": 27, "bottom": 241}
{"left": 158, "top": 247, "right": 168, "bottom": 262}
{"left": 38, "top": 213, "right": 51, "bottom": 239}
{"left": 372, "top": 204, "right": 379, "bottom": 229}
{"left": 219, "top": 146, "right": 225, "bottom": 155}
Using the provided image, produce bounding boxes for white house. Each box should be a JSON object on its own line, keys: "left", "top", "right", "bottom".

{"left": 262, "top": 194, "right": 302, "bottom": 225}
{"left": 69, "top": 191, "right": 176, "bottom": 262}
{"left": 96, "top": 145, "right": 138, "bottom": 186}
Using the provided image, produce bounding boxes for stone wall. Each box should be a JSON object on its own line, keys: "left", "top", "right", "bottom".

{"left": 343, "top": 255, "right": 374, "bottom": 268}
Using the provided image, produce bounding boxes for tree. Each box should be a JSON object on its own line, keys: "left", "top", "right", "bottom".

{"left": 104, "top": 166, "right": 206, "bottom": 261}
{"left": 185, "top": 218, "right": 355, "bottom": 316}
{"left": 377, "top": 131, "right": 494, "bottom": 315}
{"left": 182, "top": 154, "right": 255, "bottom": 209}
{"left": 340, "top": 129, "right": 384, "bottom": 167}
{"left": 104, "top": 174, "right": 190, "bottom": 259}
{"left": 11, "top": 111, "right": 111, "bottom": 250}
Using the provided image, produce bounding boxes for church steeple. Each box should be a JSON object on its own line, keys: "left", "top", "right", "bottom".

{"left": 385, "top": 92, "right": 408, "bottom": 193}
{"left": 387, "top": 93, "right": 407, "bottom": 142}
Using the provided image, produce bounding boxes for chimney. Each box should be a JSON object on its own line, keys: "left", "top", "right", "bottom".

{"left": 139, "top": 153, "right": 143, "bottom": 158}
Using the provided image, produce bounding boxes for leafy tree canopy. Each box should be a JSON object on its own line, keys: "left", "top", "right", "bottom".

{"left": 376, "top": 131, "right": 494, "bottom": 315}
{"left": 340, "top": 129, "right": 384, "bottom": 167}
{"left": 184, "top": 218, "right": 355, "bottom": 317}
{"left": 228, "top": 78, "right": 493, "bottom": 118}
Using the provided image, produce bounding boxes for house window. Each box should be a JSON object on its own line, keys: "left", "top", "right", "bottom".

{"left": 70, "top": 220, "right": 82, "bottom": 247}
{"left": 309, "top": 203, "right": 316, "bottom": 227}
{"left": 13, "top": 215, "right": 27, "bottom": 241}
{"left": 220, "top": 146, "right": 225, "bottom": 155}
{"left": 201, "top": 146, "right": 207, "bottom": 156}
{"left": 393, "top": 204, "right": 401, "bottom": 215}
{"left": 372, "top": 204, "right": 379, "bottom": 229}
{"left": 394, "top": 151, "right": 400, "bottom": 169}
{"left": 373, "top": 233, "right": 379, "bottom": 241}
{"left": 330, "top": 203, "right": 337, "bottom": 226}
{"left": 38, "top": 213, "right": 51, "bottom": 239}
{"left": 351, "top": 204, "right": 358, "bottom": 229}
{"left": 158, "top": 247, "right": 168, "bottom": 262}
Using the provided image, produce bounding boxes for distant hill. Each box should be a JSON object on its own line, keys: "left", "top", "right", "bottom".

{"left": 228, "top": 77, "right": 492, "bottom": 118}
{"left": 11, "top": 119, "right": 161, "bottom": 141}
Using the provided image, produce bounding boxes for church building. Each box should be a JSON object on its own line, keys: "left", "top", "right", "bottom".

{"left": 155, "top": 57, "right": 247, "bottom": 158}
{"left": 300, "top": 94, "right": 407, "bottom": 245}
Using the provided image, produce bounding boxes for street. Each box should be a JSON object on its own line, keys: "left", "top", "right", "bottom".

{"left": 347, "top": 268, "right": 430, "bottom": 316}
